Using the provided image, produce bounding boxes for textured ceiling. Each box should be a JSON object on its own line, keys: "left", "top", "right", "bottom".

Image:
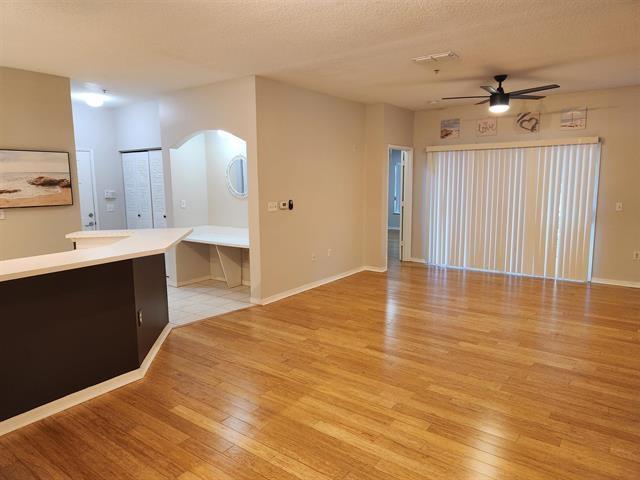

{"left": 1, "top": 0, "right": 639, "bottom": 110}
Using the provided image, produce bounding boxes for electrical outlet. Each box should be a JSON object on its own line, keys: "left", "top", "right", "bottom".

{"left": 106, "top": 204, "right": 115, "bottom": 213}
{"left": 615, "top": 201, "right": 623, "bottom": 212}
{"left": 327, "top": 248, "right": 332, "bottom": 257}
{"left": 311, "top": 253, "right": 317, "bottom": 261}
{"left": 633, "top": 251, "right": 640, "bottom": 261}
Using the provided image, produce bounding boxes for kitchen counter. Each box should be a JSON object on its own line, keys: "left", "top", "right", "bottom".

{"left": 0, "top": 228, "right": 191, "bottom": 282}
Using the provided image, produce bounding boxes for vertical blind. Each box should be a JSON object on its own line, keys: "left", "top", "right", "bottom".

{"left": 425, "top": 140, "right": 600, "bottom": 281}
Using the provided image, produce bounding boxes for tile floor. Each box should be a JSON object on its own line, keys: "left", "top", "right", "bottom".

{"left": 167, "top": 279, "right": 252, "bottom": 326}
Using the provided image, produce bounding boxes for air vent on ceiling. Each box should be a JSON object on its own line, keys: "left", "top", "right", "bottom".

{"left": 412, "top": 51, "right": 458, "bottom": 64}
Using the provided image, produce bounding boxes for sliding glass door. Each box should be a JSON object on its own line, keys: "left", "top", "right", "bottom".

{"left": 425, "top": 140, "right": 600, "bottom": 281}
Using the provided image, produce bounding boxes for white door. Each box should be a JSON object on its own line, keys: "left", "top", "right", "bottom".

{"left": 122, "top": 151, "right": 153, "bottom": 229}
{"left": 398, "top": 152, "right": 406, "bottom": 261}
{"left": 148, "top": 150, "right": 167, "bottom": 228}
{"left": 76, "top": 150, "right": 97, "bottom": 230}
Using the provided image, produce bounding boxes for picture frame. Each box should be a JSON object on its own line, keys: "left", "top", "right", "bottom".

{"left": 561, "top": 107, "right": 587, "bottom": 130}
{"left": 476, "top": 118, "right": 497, "bottom": 137}
{"left": 0, "top": 149, "right": 73, "bottom": 208}
{"left": 514, "top": 112, "right": 540, "bottom": 134}
{"left": 440, "top": 118, "right": 460, "bottom": 139}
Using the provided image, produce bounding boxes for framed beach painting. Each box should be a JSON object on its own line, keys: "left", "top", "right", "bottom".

{"left": 0, "top": 149, "right": 73, "bottom": 208}
{"left": 440, "top": 118, "right": 460, "bottom": 139}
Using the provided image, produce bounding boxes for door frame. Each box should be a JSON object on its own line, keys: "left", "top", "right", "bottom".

{"left": 76, "top": 149, "right": 100, "bottom": 230}
{"left": 384, "top": 145, "right": 413, "bottom": 269}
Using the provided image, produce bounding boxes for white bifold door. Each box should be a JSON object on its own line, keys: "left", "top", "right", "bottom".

{"left": 425, "top": 140, "right": 601, "bottom": 282}
{"left": 122, "top": 150, "right": 167, "bottom": 229}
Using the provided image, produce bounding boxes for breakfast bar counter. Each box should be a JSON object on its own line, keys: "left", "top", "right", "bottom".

{"left": 0, "top": 228, "right": 191, "bottom": 435}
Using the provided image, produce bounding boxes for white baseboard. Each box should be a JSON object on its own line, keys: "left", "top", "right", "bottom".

{"left": 211, "top": 275, "right": 251, "bottom": 287}
{"left": 0, "top": 324, "right": 173, "bottom": 437}
{"left": 363, "top": 265, "right": 387, "bottom": 273}
{"left": 591, "top": 277, "right": 640, "bottom": 289}
{"left": 255, "top": 266, "right": 386, "bottom": 305}
{"left": 404, "top": 257, "right": 425, "bottom": 264}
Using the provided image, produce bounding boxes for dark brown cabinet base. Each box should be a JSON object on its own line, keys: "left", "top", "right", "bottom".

{"left": 0, "top": 254, "right": 169, "bottom": 421}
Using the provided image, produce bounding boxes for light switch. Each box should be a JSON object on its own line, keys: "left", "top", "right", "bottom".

{"left": 615, "top": 201, "right": 623, "bottom": 212}
{"left": 180, "top": 199, "right": 187, "bottom": 209}
{"left": 267, "top": 201, "right": 278, "bottom": 212}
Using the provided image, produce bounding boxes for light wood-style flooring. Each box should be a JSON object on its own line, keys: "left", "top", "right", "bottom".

{"left": 1, "top": 263, "right": 639, "bottom": 479}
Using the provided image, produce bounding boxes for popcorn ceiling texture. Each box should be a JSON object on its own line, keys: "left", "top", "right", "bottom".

{"left": 1, "top": 0, "right": 638, "bottom": 110}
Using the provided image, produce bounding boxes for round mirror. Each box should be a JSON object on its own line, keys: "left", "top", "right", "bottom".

{"left": 226, "top": 155, "right": 248, "bottom": 198}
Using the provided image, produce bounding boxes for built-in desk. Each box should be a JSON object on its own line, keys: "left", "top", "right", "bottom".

{"left": 176, "top": 225, "right": 249, "bottom": 288}
{"left": 0, "top": 228, "right": 191, "bottom": 435}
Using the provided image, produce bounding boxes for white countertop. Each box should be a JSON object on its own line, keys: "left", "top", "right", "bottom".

{"left": 183, "top": 225, "right": 249, "bottom": 248}
{"left": 0, "top": 228, "right": 192, "bottom": 282}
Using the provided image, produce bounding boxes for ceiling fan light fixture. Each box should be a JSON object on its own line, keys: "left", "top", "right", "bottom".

{"left": 489, "top": 93, "right": 510, "bottom": 113}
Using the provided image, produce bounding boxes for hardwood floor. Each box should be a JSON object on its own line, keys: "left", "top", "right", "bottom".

{"left": 2, "top": 263, "right": 639, "bottom": 479}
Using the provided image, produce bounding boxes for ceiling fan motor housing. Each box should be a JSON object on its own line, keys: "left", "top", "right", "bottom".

{"left": 490, "top": 92, "right": 509, "bottom": 108}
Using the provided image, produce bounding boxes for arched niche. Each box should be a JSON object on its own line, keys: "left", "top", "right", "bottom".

{"left": 169, "top": 129, "right": 248, "bottom": 229}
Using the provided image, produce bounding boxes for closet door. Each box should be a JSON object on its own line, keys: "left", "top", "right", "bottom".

{"left": 148, "top": 150, "right": 167, "bottom": 228}
{"left": 122, "top": 152, "right": 153, "bottom": 229}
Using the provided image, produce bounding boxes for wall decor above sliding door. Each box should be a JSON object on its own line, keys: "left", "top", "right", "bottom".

{"left": 514, "top": 111, "right": 540, "bottom": 133}
{"left": 0, "top": 149, "right": 73, "bottom": 208}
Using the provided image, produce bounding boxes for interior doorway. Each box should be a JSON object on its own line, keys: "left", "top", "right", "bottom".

{"left": 76, "top": 149, "right": 98, "bottom": 230}
{"left": 386, "top": 145, "right": 413, "bottom": 267}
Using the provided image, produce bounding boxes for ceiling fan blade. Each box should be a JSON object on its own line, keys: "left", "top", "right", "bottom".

{"left": 442, "top": 96, "right": 490, "bottom": 100}
{"left": 510, "top": 94, "right": 545, "bottom": 99}
{"left": 507, "top": 84, "right": 559, "bottom": 96}
{"left": 475, "top": 99, "right": 490, "bottom": 105}
{"left": 480, "top": 86, "right": 498, "bottom": 94}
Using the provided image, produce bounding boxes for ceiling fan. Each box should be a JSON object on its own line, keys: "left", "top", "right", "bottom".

{"left": 442, "top": 74, "right": 560, "bottom": 113}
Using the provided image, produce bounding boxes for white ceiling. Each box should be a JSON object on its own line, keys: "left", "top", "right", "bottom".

{"left": 1, "top": 0, "right": 639, "bottom": 110}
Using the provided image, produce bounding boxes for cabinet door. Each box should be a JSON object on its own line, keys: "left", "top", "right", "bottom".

{"left": 132, "top": 254, "right": 169, "bottom": 365}
{"left": 122, "top": 152, "right": 153, "bottom": 229}
{"left": 148, "top": 150, "right": 167, "bottom": 228}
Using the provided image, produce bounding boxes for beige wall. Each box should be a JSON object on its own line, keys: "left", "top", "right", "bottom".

{"left": 158, "top": 76, "right": 261, "bottom": 297}
{"left": 412, "top": 85, "right": 640, "bottom": 283}
{"left": 363, "top": 103, "right": 414, "bottom": 268}
{"left": 255, "top": 77, "right": 367, "bottom": 299}
{"left": 0, "top": 67, "right": 80, "bottom": 260}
